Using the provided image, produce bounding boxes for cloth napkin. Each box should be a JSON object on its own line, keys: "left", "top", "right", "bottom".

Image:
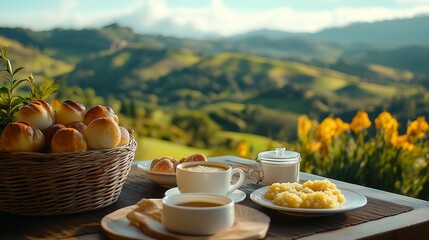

{"left": 128, "top": 198, "right": 163, "bottom": 222}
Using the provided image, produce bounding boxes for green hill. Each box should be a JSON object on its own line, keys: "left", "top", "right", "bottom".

{"left": 310, "top": 15, "right": 429, "bottom": 46}
{"left": 61, "top": 47, "right": 200, "bottom": 99}
{"left": 0, "top": 36, "right": 73, "bottom": 77}
{"left": 349, "top": 46, "right": 429, "bottom": 76}
{"left": 1, "top": 21, "right": 428, "bottom": 143}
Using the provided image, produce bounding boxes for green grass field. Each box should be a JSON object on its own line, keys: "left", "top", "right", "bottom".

{"left": 134, "top": 131, "right": 280, "bottom": 161}
{"left": 134, "top": 137, "right": 213, "bottom": 160}
{"left": 217, "top": 131, "right": 284, "bottom": 159}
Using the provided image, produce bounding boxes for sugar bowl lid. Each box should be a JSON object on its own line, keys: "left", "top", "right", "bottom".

{"left": 257, "top": 147, "right": 300, "bottom": 164}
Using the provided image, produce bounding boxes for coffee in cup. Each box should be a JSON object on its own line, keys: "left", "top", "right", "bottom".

{"left": 176, "top": 161, "right": 245, "bottom": 195}
{"left": 162, "top": 193, "right": 234, "bottom": 235}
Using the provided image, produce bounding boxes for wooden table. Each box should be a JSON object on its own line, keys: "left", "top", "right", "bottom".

{"left": 1, "top": 156, "right": 429, "bottom": 239}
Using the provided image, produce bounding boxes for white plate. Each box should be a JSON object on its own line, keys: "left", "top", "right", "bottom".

{"left": 250, "top": 186, "right": 367, "bottom": 217}
{"left": 101, "top": 206, "right": 156, "bottom": 240}
{"left": 165, "top": 187, "right": 247, "bottom": 203}
{"left": 137, "top": 161, "right": 177, "bottom": 188}
{"left": 101, "top": 204, "right": 270, "bottom": 240}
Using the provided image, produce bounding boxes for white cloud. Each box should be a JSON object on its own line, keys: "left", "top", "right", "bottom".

{"left": 396, "top": 0, "right": 429, "bottom": 4}
{"left": 114, "top": 0, "right": 429, "bottom": 37}
{"left": 1, "top": 0, "right": 429, "bottom": 37}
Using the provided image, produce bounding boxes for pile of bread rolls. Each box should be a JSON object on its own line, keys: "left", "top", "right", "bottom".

{"left": 150, "top": 153, "right": 207, "bottom": 173}
{"left": 0, "top": 99, "right": 130, "bottom": 153}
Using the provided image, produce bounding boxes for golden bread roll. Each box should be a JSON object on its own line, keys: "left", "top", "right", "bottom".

{"left": 84, "top": 117, "right": 121, "bottom": 149}
{"left": 51, "top": 128, "right": 87, "bottom": 153}
{"left": 180, "top": 153, "right": 208, "bottom": 163}
{"left": 14, "top": 99, "right": 55, "bottom": 131}
{"left": 150, "top": 156, "right": 178, "bottom": 170}
{"left": 44, "top": 123, "right": 66, "bottom": 152}
{"left": 53, "top": 99, "right": 86, "bottom": 126}
{"left": 150, "top": 157, "right": 178, "bottom": 173}
{"left": 118, "top": 126, "right": 130, "bottom": 146}
{"left": 67, "top": 122, "right": 87, "bottom": 133}
{"left": 84, "top": 105, "right": 119, "bottom": 125}
{"left": 0, "top": 121, "right": 45, "bottom": 152}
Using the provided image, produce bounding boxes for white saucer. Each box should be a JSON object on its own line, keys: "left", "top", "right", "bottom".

{"left": 165, "top": 188, "right": 246, "bottom": 203}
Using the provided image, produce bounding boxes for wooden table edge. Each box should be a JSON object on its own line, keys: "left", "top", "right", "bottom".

{"left": 132, "top": 156, "right": 429, "bottom": 239}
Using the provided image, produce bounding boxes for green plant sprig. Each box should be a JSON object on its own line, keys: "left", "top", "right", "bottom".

{"left": 0, "top": 46, "right": 58, "bottom": 132}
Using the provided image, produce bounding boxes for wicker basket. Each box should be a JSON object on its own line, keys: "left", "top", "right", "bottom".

{"left": 0, "top": 132, "right": 137, "bottom": 216}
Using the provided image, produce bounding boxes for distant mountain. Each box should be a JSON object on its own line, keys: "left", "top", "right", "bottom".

{"left": 348, "top": 45, "right": 429, "bottom": 75}
{"left": 222, "top": 29, "right": 306, "bottom": 41}
{"left": 308, "top": 15, "right": 429, "bottom": 46}
{"left": 227, "top": 15, "right": 429, "bottom": 47}
{"left": 2, "top": 15, "right": 429, "bottom": 72}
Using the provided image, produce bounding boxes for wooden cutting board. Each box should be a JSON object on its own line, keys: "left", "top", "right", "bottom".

{"left": 101, "top": 204, "right": 270, "bottom": 240}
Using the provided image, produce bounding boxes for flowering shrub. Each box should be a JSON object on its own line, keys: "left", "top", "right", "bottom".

{"left": 295, "top": 111, "right": 429, "bottom": 199}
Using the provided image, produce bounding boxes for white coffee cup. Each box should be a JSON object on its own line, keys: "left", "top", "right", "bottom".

{"left": 176, "top": 161, "right": 245, "bottom": 196}
{"left": 162, "top": 193, "right": 235, "bottom": 235}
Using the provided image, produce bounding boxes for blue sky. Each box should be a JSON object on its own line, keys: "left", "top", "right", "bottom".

{"left": 2, "top": 0, "right": 429, "bottom": 38}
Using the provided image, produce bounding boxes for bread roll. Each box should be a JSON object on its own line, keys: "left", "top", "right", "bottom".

{"left": 44, "top": 123, "right": 66, "bottom": 152}
{"left": 84, "top": 105, "right": 119, "bottom": 125}
{"left": 150, "top": 156, "right": 178, "bottom": 173}
{"left": 180, "top": 153, "right": 207, "bottom": 163}
{"left": 14, "top": 99, "right": 55, "bottom": 131}
{"left": 51, "top": 128, "right": 87, "bottom": 153}
{"left": 118, "top": 126, "right": 130, "bottom": 146}
{"left": 0, "top": 121, "right": 45, "bottom": 152}
{"left": 53, "top": 99, "right": 86, "bottom": 126}
{"left": 67, "top": 122, "right": 87, "bottom": 133}
{"left": 84, "top": 117, "right": 121, "bottom": 149}
{"left": 150, "top": 156, "right": 176, "bottom": 169}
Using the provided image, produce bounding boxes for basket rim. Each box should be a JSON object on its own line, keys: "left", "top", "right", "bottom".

{"left": 0, "top": 130, "right": 137, "bottom": 158}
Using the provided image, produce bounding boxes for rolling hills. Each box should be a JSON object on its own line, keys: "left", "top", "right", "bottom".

{"left": 1, "top": 16, "right": 428, "bottom": 142}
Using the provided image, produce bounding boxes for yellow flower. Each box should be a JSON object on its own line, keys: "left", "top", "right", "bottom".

{"left": 305, "top": 141, "right": 321, "bottom": 154}
{"left": 375, "top": 111, "right": 399, "bottom": 139}
{"left": 350, "top": 111, "right": 372, "bottom": 134}
{"left": 406, "top": 117, "right": 429, "bottom": 139}
{"left": 334, "top": 117, "right": 350, "bottom": 135}
{"left": 236, "top": 141, "right": 249, "bottom": 158}
{"left": 390, "top": 133, "right": 414, "bottom": 152}
{"left": 402, "top": 141, "right": 415, "bottom": 152}
{"left": 316, "top": 117, "right": 337, "bottom": 145}
{"left": 298, "top": 115, "right": 313, "bottom": 140}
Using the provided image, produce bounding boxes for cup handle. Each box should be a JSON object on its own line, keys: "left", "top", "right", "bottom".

{"left": 227, "top": 168, "right": 245, "bottom": 195}
{"left": 248, "top": 168, "right": 259, "bottom": 181}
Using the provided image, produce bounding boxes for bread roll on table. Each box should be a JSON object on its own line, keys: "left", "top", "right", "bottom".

{"left": 180, "top": 153, "right": 207, "bottom": 163}
{"left": 150, "top": 156, "right": 179, "bottom": 173}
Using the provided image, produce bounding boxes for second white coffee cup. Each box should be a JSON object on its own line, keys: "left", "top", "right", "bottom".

{"left": 176, "top": 161, "right": 245, "bottom": 196}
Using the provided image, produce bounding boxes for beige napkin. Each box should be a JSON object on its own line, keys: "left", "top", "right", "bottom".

{"left": 126, "top": 198, "right": 270, "bottom": 240}
{"left": 130, "top": 198, "right": 163, "bottom": 222}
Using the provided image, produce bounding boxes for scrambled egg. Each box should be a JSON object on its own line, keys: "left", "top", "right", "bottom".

{"left": 264, "top": 179, "right": 346, "bottom": 208}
